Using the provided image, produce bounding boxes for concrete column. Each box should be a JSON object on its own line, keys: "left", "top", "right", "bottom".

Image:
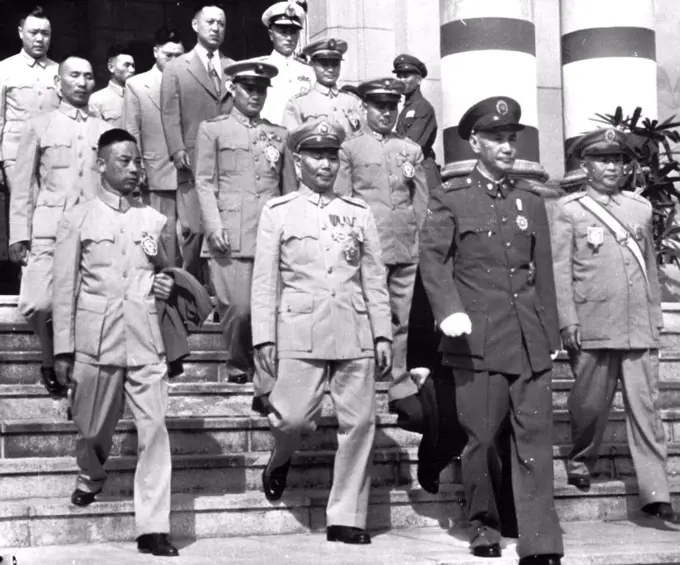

{"left": 561, "top": 0, "right": 656, "bottom": 178}
{"left": 440, "top": 0, "right": 545, "bottom": 180}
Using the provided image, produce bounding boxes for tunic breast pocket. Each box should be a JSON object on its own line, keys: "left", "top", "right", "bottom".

{"left": 457, "top": 219, "right": 495, "bottom": 259}
{"left": 218, "top": 143, "right": 251, "bottom": 172}
{"left": 282, "top": 225, "right": 319, "bottom": 265}
{"left": 131, "top": 228, "right": 157, "bottom": 271}
{"left": 44, "top": 140, "right": 72, "bottom": 169}
{"left": 81, "top": 226, "right": 116, "bottom": 268}
{"left": 511, "top": 225, "right": 533, "bottom": 258}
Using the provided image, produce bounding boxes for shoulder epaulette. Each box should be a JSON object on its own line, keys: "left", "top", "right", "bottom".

{"left": 207, "top": 114, "right": 230, "bottom": 123}
{"left": 267, "top": 192, "right": 299, "bottom": 208}
{"left": 339, "top": 195, "right": 368, "bottom": 208}
{"left": 290, "top": 89, "right": 309, "bottom": 101}
{"left": 441, "top": 176, "right": 470, "bottom": 191}
{"left": 293, "top": 53, "right": 310, "bottom": 66}
{"left": 513, "top": 178, "right": 541, "bottom": 195}
{"left": 559, "top": 191, "right": 585, "bottom": 204}
{"left": 621, "top": 191, "right": 651, "bottom": 206}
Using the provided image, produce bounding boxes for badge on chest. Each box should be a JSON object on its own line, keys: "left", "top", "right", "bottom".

{"left": 587, "top": 225, "right": 604, "bottom": 249}
{"left": 141, "top": 231, "right": 158, "bottom": 257}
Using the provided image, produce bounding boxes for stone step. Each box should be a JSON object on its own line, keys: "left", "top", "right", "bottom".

{"left": 5, "top": 379, "right": 680, "bottom": 421}
{"left": 4, "top": 408, "right": 680, "bottom": 460}
{"left": 3, "top": 477, "right": 680, "bottom": 548}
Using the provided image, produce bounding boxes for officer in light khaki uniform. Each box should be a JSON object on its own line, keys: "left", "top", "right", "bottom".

{"left": 252, "top": 119, "right": 392, "bottom": 545}
{"left": 9, "top": 56, "right": 112, "bottom": 397}
{"left": 0, "top": 6, "right": 59, "bottom": 188}
{"left": 89, "top": 45, "right": 136, "bottom": 127}
{"left": 551, "top": 128, "right": 680, "bottom": 523}
{"left": 195, "top": 59, "right": 296, "bottom": 384}
{"left": 335, "top": 78, "right": 428, "bottom": 404}
{"left": 52, "top": 129, "right": 179, "bottom": 557}
{"left": 282, "top": 38, "right": 363, "bottom": 135}
{"left": 258, "top": 1, "right": 315, "bottom": 125}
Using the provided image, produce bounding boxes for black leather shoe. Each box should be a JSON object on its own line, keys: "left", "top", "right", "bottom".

{"left": 71, "top": 489, "right": 97, "bottom": 507}
{"left": 262, "top": 455, "right": 291, "bottom": 501}
{"left": 642, "top": 502, "right": 680, "bottom": 524}
{"left": 228, "top": 373, "right": 249, "bottom": 384}
{"left": 472, "top": 543, "right": 501, "bottom": 558}
{"left": 567, "top": 474, "right": 591, "bottom": 489}
{"left": 518, "top": 554, "right": 562, "bottom": 565}
{"left": 137, "top": 533, "right": 179, "bottom": 557}
{"left": 41, "top": 367, "right": 68, "bottom": 398}
{"left": 326, "top": 525, "right": 371, "bottom": 544}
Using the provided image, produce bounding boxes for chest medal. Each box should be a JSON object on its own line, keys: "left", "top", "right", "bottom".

{"left": 516, "top": 215, "right": 528, "bottom": 231}
{"left": 587, "top": 225, "right": 604, "bottom": 249}
{"left": 141, "top": 232, "right": 158, "bottom": 257}
{"left": 402, "top": 161, "right": 415, "bottom": 179}
{"left": 264, "top": 145, "right": 280, "bottom": 168}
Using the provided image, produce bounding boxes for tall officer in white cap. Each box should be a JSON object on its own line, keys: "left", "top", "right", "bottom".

{"left": 258, "top": 1, "right": 315, "bottom": 125}
{"left": 552, "top": 128, "right": 680, "bottom": 523}
{"left": 195, "top": 59, "right": 296, "bottom": 385}
{"left": 282, "top": 38, "right": 363, "bottom": 135}
{"left": 252, "top": 119, "right": 392, "bottom": 545}
{"left": 335, "top": 78, "right": 428, "bottom": 408}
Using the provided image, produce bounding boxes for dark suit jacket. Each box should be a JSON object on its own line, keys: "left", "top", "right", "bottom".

{"left": 157, "top": 267, "right": 213, "bottom": 376}
{"left": 160, "top": 47, "right": 235, "bottom": 184}
{"left": 419, "top": 166, "right": 560, "bottom": 375}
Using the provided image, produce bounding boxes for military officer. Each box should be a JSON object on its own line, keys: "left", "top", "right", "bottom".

{"left": 195, "top": 59, "right": 296, "bottom": 385}
{"left": 282, "top": 38, "right": 363, "bottom": 135}
{"left": 419, "top": 97, "right": 563, "bottom": 564}
{"left": 258, "top": 1, "right": 315, "bottom": 125}
{"left": 335, "top": 78, "right": 428, "bottom": 405}
{"left": 89, "top": 44, "right": 136, "bottom": 128}
{"left": 0, "top": 6, "right": 59, "bottom": 189}
{"left": 551, "top": 128, "right": 680, "bottom": 523}
{"left": 252, "top": 119, "right": 392, "bottom": 545}
{"left": 9, "top": 55, "right": 112, "bottom": 397}
{"left": 52, "top": 129, "right": 178, "bottom": 557}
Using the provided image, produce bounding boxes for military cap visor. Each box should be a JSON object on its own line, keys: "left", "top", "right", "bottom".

{"left": 262, "top": 1, "right": 305, "bottom": 28}
{"left": 568, "top": 128, "right": 632, "bottom": 160}
{"left": 224, "top": 60, "right": 278, "bottom": 86}
{"left": 458, "top": 96, "right": 524, "bottom": 140}
{"left": 304, "top": 38, "right": 348, "bottom": 60}
{"left": 392, "top": 53, "right": 428, "bottom": 78}
{"left": 358, "top": 77, "right": 405, "bottom": 102}
{"left": 289, "top": 119, "right": 346, "bottom": 152}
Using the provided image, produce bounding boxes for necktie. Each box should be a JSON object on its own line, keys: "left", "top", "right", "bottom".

{"left": 207, "top": 52, "right": 222, "bottom": 96}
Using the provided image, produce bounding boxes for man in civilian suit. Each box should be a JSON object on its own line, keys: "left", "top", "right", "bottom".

{"left": 160, "top": 1, "right": 234, "bottom": 280}
{"left": 124, "top": 27, "right": 185, "bottom": 267}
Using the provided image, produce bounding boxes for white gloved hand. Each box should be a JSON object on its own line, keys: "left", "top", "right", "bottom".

{"left": 439, "top": 313, "right": 472, "bottom": 338}
{"left": 550, "top": 350, "right": 560, "bottom": 360}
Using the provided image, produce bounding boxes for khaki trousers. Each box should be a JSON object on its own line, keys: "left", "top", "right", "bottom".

{"left": 386, "top": 263, "right": 419, "bottom": 401}
{"left": 18, "top": 241, "right": 54, "bottom": 367}
{"left": 177, "top": 178, "right": 204, "bottom": 282}
{"left": 71, "top": 361, "right": 171, "bottom": 536}
{"left": 568, "top": 348, "right": 670, "bottom": 505}
{"left": 269, "top": 358, "right": 376, "bottom": 529}
{"left": 210, "top": 256, "right": 254, "bottom": 379}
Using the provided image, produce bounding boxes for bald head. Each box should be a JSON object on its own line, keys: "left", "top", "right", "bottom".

{"left": 56, "top": 56, "right": 95, "bottom": 108}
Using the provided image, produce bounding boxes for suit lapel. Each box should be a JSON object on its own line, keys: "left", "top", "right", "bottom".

{"left": 219, "top": 54, "right": 235, "bottom": 102}
{"left": 186, "top": 49, "right": 218, "bottom": 99}
{"left": 143, "top": 70, "right": 161, "bottom": 110}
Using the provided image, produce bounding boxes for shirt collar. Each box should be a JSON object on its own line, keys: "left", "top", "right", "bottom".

{"left": 314, "top": 82, "right": 339, "bottom": 98}
{"left": 195, "top": 44, "right": 222, "bottom": 73}
{"left": 472, "top": 165, "right": 514, "bottom": 199}
{"left": 586, "top": 185, "right": 621, "bottom": 206}
{"left": 367, "top": 125, "right": 393, "bottom": 142}
{"left": 232, "top": 106, "right": 259, "bottom": 128}
{"left": 299, "top": 183, "right": 335, "bottom": 207}
{"left": 20, "top": 48, "right": 47, "bottom": 68}
{"left": 108, "top": 80, "right": 125, "bottom": 97}
{"left": 59, "top": 100, "right": 89, "bottom": 122}
{"left": 99, "top": 185, "right": 136, "bottom": 212}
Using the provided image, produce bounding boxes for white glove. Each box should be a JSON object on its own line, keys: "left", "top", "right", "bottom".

{"left": 440, "top": 313, "right": 472, "bottom": 338}
{"left": 550, "top": 350, "right": 560, "bottom": 360}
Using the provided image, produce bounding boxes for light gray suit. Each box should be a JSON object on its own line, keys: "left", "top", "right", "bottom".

{"left": 124, "top": 67, "right": 179, "bottom": 265}
{"left": 160, "top": 47, "right": 234, "bottom": 278}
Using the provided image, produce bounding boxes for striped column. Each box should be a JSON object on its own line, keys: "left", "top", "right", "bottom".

{"left": 440, "top": 0, "right": 545, "bottom": 180}
{"left": 561, "top": 0, "right": 656, "bottom": 176}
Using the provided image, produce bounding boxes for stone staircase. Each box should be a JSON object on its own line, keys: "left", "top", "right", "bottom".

{"left": 2, "top": 296, "right": 680, "bottom": 553}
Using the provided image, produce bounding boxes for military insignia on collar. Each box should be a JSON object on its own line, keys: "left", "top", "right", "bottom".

{"left": 605, "top": 128, "right": 616, "bottom": 143}
{"left": 402, "top": 161, "right": 415, "bottom": 179}
{"left": 141, "top": 232, "right": 158, "bottom": 257}
{"left": 496, "top": 99, "right": 509, "bottom": 116}
{"left": 264, "top": 145, "right": 281, "bottom": 168}
{"left": 516, "top": 215, "right": 528, "bottom": 231}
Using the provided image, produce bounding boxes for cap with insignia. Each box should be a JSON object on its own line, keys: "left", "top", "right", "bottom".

{"left": 567, "top": 128, "right": 632, "bottom": 160}
{"left": 357, "top": 77, "right": 405, "bottom": 102}
{"left": 303, "top": 37, "right": 348, "bottom": 60}
{"left": 458, "top": 96, "right": 524, "bottom": 140}
{"left": 288, "top": 119, "right": 346, "bottom": 152}
{"left": 224, "top": 58, "right": 278, "bottom": 86}
{"left": 392, "top": 53, "right": 428, "bottom": 78}
{"left": 262, "top": 1, "right": 305, "bottom": 28}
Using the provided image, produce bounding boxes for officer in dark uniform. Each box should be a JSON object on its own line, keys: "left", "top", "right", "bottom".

{"left": 419, "top": 96, "right": 563, "bottom": 565}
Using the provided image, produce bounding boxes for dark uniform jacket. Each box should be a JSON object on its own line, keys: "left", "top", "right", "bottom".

{"left": 419, "top": 167, "right": 560, "bottom": 375}
{"left": 396, "top": 88, "right": 437, "bottom": 159}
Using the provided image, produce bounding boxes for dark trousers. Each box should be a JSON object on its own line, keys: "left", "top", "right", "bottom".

{"left": 454, "top": 361, "right": 563, "bottom": 558}
{"left": 177, "top": 178, "right": 205, "bottom": 283}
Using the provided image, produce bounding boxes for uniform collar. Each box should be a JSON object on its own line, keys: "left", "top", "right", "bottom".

{"left": 314, "top": 82, "right": 339, "bottom": 98}
{"left": 108, "top": 80, "right": 125, "bottom": 97}
{"left": 232, "top": 106, "right": 260, "bottom": 128}
{"left": 403, "top": 87, "right": 423, "bottom": 106}
{"left": 472, "top": 165, "right": 514, "bottom": 199}
{"left": 367, "top": 125, "right": 394, "bottom": 142}
{"left": 586, "top": 185, "right": 621, "bottom": 206}
{"left": 299, "top": 183, "right": 335, "bottom": 207}
{"left": 99, "top": 185, "right": 136, "bottom": 212}
{"left": 20, "top": 48, "right": 48, "bottom": 68}
{"left": 269, "top": 49, "right": 292, "bottom": 64}
{"left": 59, "top": 100, "right": 90, "bottom": 122}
